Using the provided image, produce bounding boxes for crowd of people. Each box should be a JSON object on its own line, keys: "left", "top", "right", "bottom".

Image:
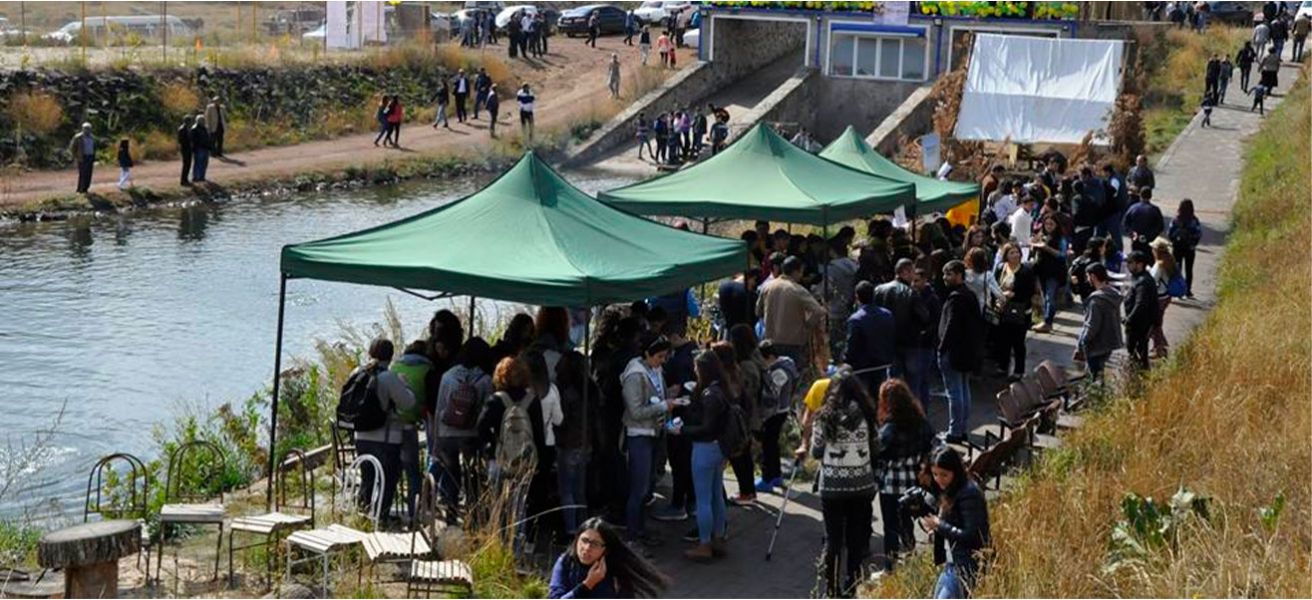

{"left": 634, "top": 104, "right": 731, "bottom": 166}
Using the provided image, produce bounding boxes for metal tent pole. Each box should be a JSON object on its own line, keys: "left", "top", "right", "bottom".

{"left": 468, "top": 295, "right": 477, "bottom": 338}
{"left": 265, "top": 274, "right": 288, "bottom": 510}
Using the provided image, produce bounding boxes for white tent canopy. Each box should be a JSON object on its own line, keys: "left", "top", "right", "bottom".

{"left": 954, "top": 33, "right": 1125, "bottom": 145}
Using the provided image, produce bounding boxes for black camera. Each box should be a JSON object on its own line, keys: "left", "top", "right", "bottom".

{"left": 898, "top": 487, "right": 937, "bottom": 518}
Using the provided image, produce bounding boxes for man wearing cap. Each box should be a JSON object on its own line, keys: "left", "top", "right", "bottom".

{"left": 1123, "top": 251, "right": 1160, "bottom": 371}
{"left": 68, "top": 122, "right": 97, "bottom": 194}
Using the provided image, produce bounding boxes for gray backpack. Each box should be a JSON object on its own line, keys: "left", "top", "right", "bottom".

{"left": 494, "top": 391, "right": 538, "bottom": 476}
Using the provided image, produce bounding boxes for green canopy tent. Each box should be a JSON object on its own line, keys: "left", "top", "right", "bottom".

{"left": 265, "top": 152, "right": 746, "bottom": 506}
{"left": 597, "top": 123, "right": 916, "bottom": 226}
{"left": 819, "top": 126, "right": 980, "bottom": 216}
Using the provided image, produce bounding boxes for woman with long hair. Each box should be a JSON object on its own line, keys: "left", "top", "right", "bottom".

{"left": 1149, "top": 238, "right": 1178, "bottom": 358}
{"left": 426, "top": 309, "right": 466, "bottom": 373}
{"left": 963, "top": 248, "right": 1002, "bottom": 315}
{"left": 810, "top": 370, "right": 879, "bottom": 598}
{"left": 875, "top": 378, "right": 935, "bottom": 571}
{"left": 921, "top": 446, "right": 991, "bottom": 598}
{"left": 490, "top": 313, "right": 535, "bottom": 372}
{"left": 680, "top": 350, "right": 731, "bottom": 562}
{"left": 710, "top": 341, "right": 755, "bottom": 505}
{"left": 1168, "top": 199, "right": 1201, "bottom": 299}
{"left": 548, "top": 517, "right": 670, "bottom": 598}
{"left": 1030, "top": 213, "right": 1068, "bottom": 334}
{"left": 960, "top": 225, "right": 990, "bottom": 263}
{"left": 992, "top": 243, "right": 1038, "bottom": 381}
{"left": 620, "top": 333, "right": 675, "bottom": 546}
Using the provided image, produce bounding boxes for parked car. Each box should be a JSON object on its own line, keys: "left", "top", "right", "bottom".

{"left": 1297, "top": 0, "right": 1312, "bottom": 20}
{"left": 558, "top": 4, "right": 627, "bottom": 37}
{"left": 683, "top": 28, "right": 700, "bottom": 48}
{"left": 302, "top": 23, "right": 326, "bottom": 40}
{"left": 633, "top": 1, "right": 693, "bottom": 25}
{"left": 1205, "top": 1, "right": 1253, "bottom": 25}
{"left": 44, "top": 15, "right": 193, "bottom": 44}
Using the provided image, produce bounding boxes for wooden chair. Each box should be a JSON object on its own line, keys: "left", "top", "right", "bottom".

{"left": 1036, "top": 360, "right": 1088, "bottom": 412}
{"left": 967, "top": 421, "right": 1030, "bottom": 491}
{"left": 156, "top": 440, "right": 228, "bottom": 587}
{"left": 285, "top": 454, "right": 382, "bottom": 594}
{"left": 406, "top": 473, "right": 474, "bottom": 598}
{"left": 83, "top": 452, "right": 152, "bottom": 582}
{"left": 228, "top": 448, "right": 316, "bottom": 588}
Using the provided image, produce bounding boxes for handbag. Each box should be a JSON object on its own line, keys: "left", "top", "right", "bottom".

{"left": 998, "top": 301, "right": 1031, "bottom": 327}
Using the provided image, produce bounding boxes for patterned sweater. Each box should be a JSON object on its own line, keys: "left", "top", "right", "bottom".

{"left": 810, "top": 405, "right": 878, "bottom": 499}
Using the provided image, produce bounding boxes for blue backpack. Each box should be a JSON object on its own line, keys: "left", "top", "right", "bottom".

{"left": 1166, "top": 273, "right": 1187, "bottom": 298}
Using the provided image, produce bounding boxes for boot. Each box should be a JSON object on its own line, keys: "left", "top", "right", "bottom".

{"left": 711, "top": 537, "right": 729, "bottom": 558}
{"left": 683, "top": 543, "right": 713, "bottom": 562}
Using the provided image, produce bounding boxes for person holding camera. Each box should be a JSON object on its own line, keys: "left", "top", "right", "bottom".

{"left": 809, "top": 370, "right": 879, "bottom": 598}
{"left": 917, "top": 446, "right": 991, "bottom": 598}
{"left": 876, "top": 379, "right": 935, "bottom": 571}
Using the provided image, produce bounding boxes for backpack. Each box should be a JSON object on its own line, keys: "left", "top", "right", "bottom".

{"left": 1166, "top": 273, "right": 1188, "bottom": 298}
{"left": 337, "top": 365, "right": 388, "bottom": 431}
{"left": 760, "top": 359, "right": 798, "bottom": 416}
{"left": 441, "top": 373, "right": 484, "bottom": 430}
{"left": 494, "top": 392, "right": 539, "bottom": 475}
{"left": 719, "top": 401, "right": 752, "bottom": 459}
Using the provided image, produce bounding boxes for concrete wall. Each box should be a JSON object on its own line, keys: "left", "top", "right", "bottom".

{"left": 742, "top": 67, "right": 822, "bottom": 136}
{"left": 707, "top": 16, "right": 811, "bottom": 74}
{"left": 866, "top": 84, "right": 936, "bottom": 157}
{"left": 809, "top": 77, "right": 926, "bottom": 142}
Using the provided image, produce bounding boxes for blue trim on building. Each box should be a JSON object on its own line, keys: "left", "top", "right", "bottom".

{"left": 830, "top": 23, "right": 926, "bottom": 36}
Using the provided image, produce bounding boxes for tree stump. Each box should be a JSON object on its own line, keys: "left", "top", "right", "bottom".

{"left": 37, "top": 520, "right": 140, "bottom": 599}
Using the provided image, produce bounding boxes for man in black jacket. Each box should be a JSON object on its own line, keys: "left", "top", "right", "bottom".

{"left": 874, "top": 259, "right": 931, "bottom": 398}
{"left": 938, "top": 261, "right": 983, "bottom": 443}
{"left": 1123, "top": 186, "right": 1165, "bottom": 256}
{"left": 1123, "top": 251, "right": 1160, "bottom": 371}
{"left": 177, "top": 115, "right": 194, "bottom": 186}
{"left": 473, "top": 67, "right": 492, "bottom": 120}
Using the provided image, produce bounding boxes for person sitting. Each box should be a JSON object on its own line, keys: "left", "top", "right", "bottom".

{"left": 548, "top": 518, "right": 669, "bottom": 598}
{"left": 921, "top": 446, "right": 991, "bottom": 599}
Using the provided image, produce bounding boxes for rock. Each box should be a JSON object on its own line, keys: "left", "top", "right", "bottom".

{"left": 264, "top": 583, "right": 316, "bottom": 598}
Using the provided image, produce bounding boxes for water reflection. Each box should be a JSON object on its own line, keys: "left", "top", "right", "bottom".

{"left": 67, "top": 218, "right": 93, "bottom": 258}
{"left": 114, "top": 216, "right": 132, "bottom": 246}
{"left": 178, "top": 205, "right": 210, "bottom": 242}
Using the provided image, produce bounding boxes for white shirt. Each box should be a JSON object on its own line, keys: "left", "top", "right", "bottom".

{"left": 1008, "top": 207, "right": 1033, "bottom": 243}
{"left": 540, "top": 383, "right": 563, "bottom": 447}
{"left": 517, "top": 90, "right": 535, "bottom": 112}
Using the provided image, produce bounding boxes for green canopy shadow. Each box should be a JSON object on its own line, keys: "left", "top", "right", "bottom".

{"left": 819, "top": 126, "right": 980, "bottom": 216}
{"left": 598, "top": 124, "right": 916, "bottom": 226}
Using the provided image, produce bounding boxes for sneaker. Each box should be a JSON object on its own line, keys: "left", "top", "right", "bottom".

{"left": 651, "top": 506, "right": 688, "bottom": 522}
{"left": 729, "top": 493, "right": 756, "bottom": 507}
{"left": 754, "top": 478, "right": 776, "bottom": 493}
{"left": 682, "top": 526, "right": 700, "bottom": 543}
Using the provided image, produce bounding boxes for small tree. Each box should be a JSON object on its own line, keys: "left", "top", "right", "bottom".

{"left": 7, "top": 91, "right": 64, "bottom": 165}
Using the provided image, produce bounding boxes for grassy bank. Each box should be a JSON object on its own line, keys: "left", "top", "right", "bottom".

{"left": 873, "top": 70, "right": 1311, "bottom": 598}
{"left": 1137, "top": 26, "right": 1248, "bottom": 156}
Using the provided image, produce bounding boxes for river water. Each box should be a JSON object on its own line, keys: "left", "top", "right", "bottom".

{"left": 0, "top": 171, "right": 633, "bottom": 517}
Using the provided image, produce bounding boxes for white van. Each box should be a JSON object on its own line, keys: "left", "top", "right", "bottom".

{"left": 45, "top": 15, "right": 193, "bottom": 44}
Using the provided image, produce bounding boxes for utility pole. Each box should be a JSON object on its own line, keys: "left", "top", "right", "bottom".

{"left": 161, "top": 1, "right": 167, "bottom": 63}
{"left": 80, "top": 1, "right": 87, "bottom": 65}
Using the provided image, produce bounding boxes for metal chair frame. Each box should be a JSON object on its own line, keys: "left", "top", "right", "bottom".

{"left": 406, "top": 473, "right": 473, "bottom": 598}
{"left": 228, "top": 448, "right": 316, "bottom": 589}
{"left": 83, "top": 452, "right": 152, "bottom": 582}
{"left": 156, "top": 440, "right": 228, "bottom": 588}
{"left": 285, "top": 454, "right": 382, "bottom": 595}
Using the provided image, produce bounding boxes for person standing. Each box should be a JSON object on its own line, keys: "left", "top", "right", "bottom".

{"left": 190, "top": 115, "right": 212, "bottom": 183}
{"left": 681, "top": 351, "right": 731, "bottom": 562}
{"left": 621, "top": 334, "right": 675, "bottom": 547}
{"left": 1168, "top": 199, "right": 1202, "bottom": 299}
{"left": 1253, "top": 18, "right": 1271, "bottom": 51}
{"left": 624, "top": 9, "right": 636, "bottom": 45}
{"left": 635, "top": 112, "right": 654, "bottom": 160}
{"left": 68, "top": 122, "right": 97, "bottom": 194}
{"left": 517, "top": 83, "right": 536, "bottom": 141}
{"left": 176, "top": 115, "right": 194, "bottom": 187}
{"left": 809, "top": 371, "right": 879, "bottom": 598}
{"left": 874, "top": 259, "right": 932, "bottom": 396}
{"left": 656, "top": 31, "right": 672, "bottom": 68}
{"left": 1074, "top": 264, "right": 1123, "bottom": 381}
{"left": 385, "top": 96, "right": 404, "bottom": 147}
{"left": 115, "top": 139, "right": 133, "bottom": 190}
{"left": 1237, "top": 41, "right": 1259, "bottom": 92}
{"left": 755, "top": 256, "right": 827, "bottom": 374}
{"left": 638, "top": 26, "right": 652, "bottom": 66}
{"left": 586, "top": 11, "right": 600, "bottom": 48}
{"left": 937, "top": 261, "right": 982, "bottom": 444}
{"left": 204, "top": 96, "right": 226, "bottom": 157}
{"left": 373, "top": 95, "right": 390, "bottom": 147}
{"left": 429, "top": 338, "right": 492, "bottom": 522}
{"left": 1204, "top": 54, "right": 1221, "bottom": 98}
{"left": 875, "top": 378, "right": 934, "bottom": 571}
{"left": 844, "top": 281, "right": 896, "bottom": 394}
{"left": 608, "top": 54, "right": 622, "bottom": 99}
{"left": 1259, "top": 46, "right": 1282, "bottom": 92}
{"left": 1127, "top": 154, "right": 1156, "bottom": 191}
{"left": 547, "top": 519, "right": 669, "bottom": 599}
{"left": 992, "top": 243, "right": 1037, "bottom": 380}
{"left": 1293, "top": 12, "right": 1310, "bottom": 62}
{"left": 474, "top": 67, "right": 492, "bottom": 119}
{"left": 453, "top": 69, "right": 470, "bottom": 123}
{"left": 485, "top": 84, "right": 501, "bottom": 138}
{"left": 1123, "top": 187, "right": 1165, "bottom": 257}
{"left": 922, "top": 447, "right": 991, "bottom": 599}
{"left": 717, "top": 270, "right": 759, "bottom": 334}
{"left": 353, "top": 338, "right": 418, "bottom": 523}
{"left": 1030, "top": 214, "right": 1069, "bottom": 334}
{"left": 1123, "top": 250, "right": 1160, "bottom": 371}
{"left": 432, "top": 78, "right": 451, "bottom": 129}
{"left": 691, "top": 107, "right": 708, "bottom": 156}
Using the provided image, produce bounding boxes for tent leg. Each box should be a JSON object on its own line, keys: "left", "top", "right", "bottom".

{"left": 582, "top": 311, "right": 592, "bottom": 414}
{"left": 468, "top": 295, "right": 477, "bottom": 338}
{"left": 265, "top": 273, "right": 288, "bottom": 511}
{"left": 699, "top": 218, "right": 710, "bottom": 327}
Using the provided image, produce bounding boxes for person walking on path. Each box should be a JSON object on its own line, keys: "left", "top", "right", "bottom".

{"left": 432, "top": 79, "right": 451, "bottom": 129}
{"left": 385, "top": 96, "right": 404, "bottom": 147}
{"left": 1270, "top": 15, "right": 1289, "bottom": 59}
{"left": 638, "top": 26, "right": 652, "bottom": 66}
{"left": 1259, "top": 46, "right": 1282, "bottom": 92}
{"left": 635, "top": 112, "right": 653, "bottom": 160}
{"left": 115, "top": 139, "right": 133, "bottom": 190}
{"left": 1237, "top": 41, "right": 1258, "bottom": 92}
{"left": 176, "top": 115, "right": 193, "bottom": 187}
{"left": 656, "top": 31, "right": 673, "bottom": 68}
{"left": 1217, "top": 55, "right": 1233, "bottom": 103}
{"left": 1127, "top": 154, "right": 1156, "bottom": 191}
{"left": 624, "top": 10, "right": 636, "bottom": 45}
{"left": 607, "top": 54, "right": 622, "bottom": 99}
{"left": 517, "top": 84, "right": 536, "bottom": 141}
{"left": 937, "top": 260, "right": 983, "bottom": 443}
{"left": 809, "top": 370, "right": 879, "bottom": 599}
{"left": 1293, "top": 12, "right": 1310, "bottom": 62}
{"left": 68, "top": 122, "right": 96, "bottom": 194}
{"left": 1204, "top": 54, "right": 1221, "bottom": 99}
{"left": 586, "top": 12, "right": 600, "bottom": 48}
{"left": 373, "top": 95, "right": 391, "bottom": 147}
{"left": 1253, "top": 19, "right": 1271, "bottom": 52}
{"left": 190, "top": 115, "right": 212, "bottom": 183}
{"left": 1169, "top": 199, "right": 1202, "bottom": 298}
{"left": 756, "top": 256, "right": 827, "bottom": 375}
{"left": 204, "top": 96, "right": 226, "bottom": 157}
{"left": 485, "top": 85, "right": 501, "bottom": 138}
{"left": 1074, "top": 264, "right": 1123, "bottom": 381}
{"left": 474, "top": 67, "right": 492, "bottom": 120}
{"left": 1123, "top": 186, "right": 1165, "bottom": 257}
{"left": 1123, "top": 250, "right": 1160, "bottom": 371}
{"left": 453, "top": 69, "right": 470, "bottom": 123}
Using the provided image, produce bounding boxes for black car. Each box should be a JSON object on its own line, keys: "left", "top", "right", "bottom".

{"left": 557, "top": 4, "right": 627, "bottom": 37}
{"left": 1206, "top": 1, "right": 1254, "bottom": 25}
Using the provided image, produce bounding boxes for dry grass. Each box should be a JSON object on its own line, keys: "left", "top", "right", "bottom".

{"left": 159, "top": 82, "right": 201, "bottom": 119}
{"left": 1139, "top": 26, "right": 1248, "bottom": 155}
{"left": 6, "top": 91, "right": 63, "bottom": 135}
{"left": 870, "top": 70, "right": 1312, "bottom": 599}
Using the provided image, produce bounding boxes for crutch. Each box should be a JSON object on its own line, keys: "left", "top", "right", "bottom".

{"left": 765, "top": 454, "right": 806, "bottom": 561}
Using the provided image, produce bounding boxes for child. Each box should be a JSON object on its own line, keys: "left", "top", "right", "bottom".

{"left": 1200, "top": 91, "right": 1216, "bottom": 127}
{"left": 1250, "top": 83, "right": 1268, "bottom": 115}
{"left": 116, "top": 139, "right": 133, "bottom": 189}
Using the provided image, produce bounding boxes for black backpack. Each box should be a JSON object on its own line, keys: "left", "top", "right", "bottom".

{"left": 337, "top": 365, "right": 389, "bottom": 431}
{"left": 719, "top": 401, "right": 752, "bottom": 459}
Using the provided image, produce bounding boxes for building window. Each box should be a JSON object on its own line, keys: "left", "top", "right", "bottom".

{"left": 828, "top": 32, "right": 928, "bottom": 81}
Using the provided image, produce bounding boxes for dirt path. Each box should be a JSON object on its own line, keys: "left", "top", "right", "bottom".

{"left": 0, "top": 36, "right": 687, "bottom": 211}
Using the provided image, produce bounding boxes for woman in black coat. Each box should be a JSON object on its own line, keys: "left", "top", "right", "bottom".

{"left": 991, "top": 243, "right": 1038, "bottom": 381}
{"left": 921, "top": 446, "right": 990, "bottom": 598}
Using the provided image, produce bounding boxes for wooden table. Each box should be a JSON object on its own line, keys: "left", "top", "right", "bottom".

{"left": 37, "top": 520, "right": 140, "bottom": 599}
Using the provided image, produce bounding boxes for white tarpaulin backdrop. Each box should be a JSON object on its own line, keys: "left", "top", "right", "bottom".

{"left": 954, "top": 33, "right": 1124, "bottom": 145}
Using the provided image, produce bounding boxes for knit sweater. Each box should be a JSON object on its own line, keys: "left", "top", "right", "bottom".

{"left": 810, "top": 403, "right": 878, "bottom": 499}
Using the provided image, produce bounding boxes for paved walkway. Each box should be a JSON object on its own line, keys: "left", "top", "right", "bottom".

{"left": 645, "top": 51, "right": 1300, "bottom": 599}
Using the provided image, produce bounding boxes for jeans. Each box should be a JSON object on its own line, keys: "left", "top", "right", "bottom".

{"left": 430, "top": 436, "right": 479, "bottom": 521}
{"left": 1086, "top": 353, "right": 1108, "bottom": 382}
{"left": 934, "top": 565, "right": 967, "bottom": 599}
{"left": 894, "top": 346, "right": 929, "bottom": 403}
{"left": 1041, "top": 276, "right": 1062, "bottom": 325}
{"left": 821, "top": 494, "right": 874, "bottom": 598}
{"left": 690, "top": 441, "right": 726, "bottom": 544}
{"left": 374, "top": 121, "right": 389, "bottom": 145}
{"left": 757, "top": 412, "right": 788, "bottom": 482}
{"left": 400, "top": 429, "right": 423, "bottom": 520}
{"left": 625, "top": 435, "right": 655, "bottom": 537}
{"left": 939, "top": 354, "right": 972, "bottom": 437}
{"left": 191, "top": 149, "right": 210, "bottom": 182}
{"left": 434, "top": 103, "right": 449, "bottom": 127}
{"left": 356, "top": 439, "right": 401, "bottom": 521}
{"left": 556, "top": 448, "right": 589, "bottom": 535}
{"left": 1173, "top": 246, "right": 1196, "bottom": 295}
{"left": 1294, "top": 35, "right": 1307, "bottom": 62}
{"left": 1273, "top": 39, "right": 1285, "bottom": 59}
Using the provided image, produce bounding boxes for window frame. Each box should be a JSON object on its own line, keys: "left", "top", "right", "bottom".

{"left": 825, "top": 28, "right": 930, "bottom": 83}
